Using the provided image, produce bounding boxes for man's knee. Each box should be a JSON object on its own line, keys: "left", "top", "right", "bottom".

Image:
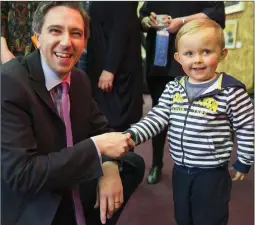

{"left": 131, "top": 152, "right": 145, "bottom": 182}
{"left": 120, "top": 152, "right": 145, "bottom": 184}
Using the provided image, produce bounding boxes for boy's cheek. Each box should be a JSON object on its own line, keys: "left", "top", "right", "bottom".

{"left": 207, "top": 57, "right": 219, "bottom": 66}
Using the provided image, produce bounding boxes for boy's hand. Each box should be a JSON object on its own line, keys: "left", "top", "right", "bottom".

{"left": 93, "top": 132, "right": 133, "bottom": 158}
{"left": 229, "top": 167, "right": 246, "bottom": 181}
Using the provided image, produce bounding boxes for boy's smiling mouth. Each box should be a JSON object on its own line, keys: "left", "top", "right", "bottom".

{"left": 192, "top": 67, "right": 206, "bottom": 71}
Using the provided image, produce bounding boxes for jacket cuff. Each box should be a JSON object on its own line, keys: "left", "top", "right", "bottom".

{"left": 123, "top": 129, "right": 138, "bottom": 145}
{"left": 232, "top": 160, "right": 251, "bottom": 173}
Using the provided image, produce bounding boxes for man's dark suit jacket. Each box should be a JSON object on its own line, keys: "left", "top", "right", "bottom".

{"left": 1, "top": 50, "right": 134, "bottom": 225}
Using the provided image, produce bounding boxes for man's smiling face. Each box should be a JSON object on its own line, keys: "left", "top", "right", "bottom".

{"left": 36, "top": 6, "right": 86, "bottom": 79}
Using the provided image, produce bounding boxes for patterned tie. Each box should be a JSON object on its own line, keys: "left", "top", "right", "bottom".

{"left": 61, "top": 82, "right": 86, "bottom": 225}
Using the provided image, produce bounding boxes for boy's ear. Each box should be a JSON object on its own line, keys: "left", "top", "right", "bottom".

{"left": 220, "top": 48, "right": 228, "bottom": 61}
{"left": 174, "top": 52, "right": 181, "bottom": 64}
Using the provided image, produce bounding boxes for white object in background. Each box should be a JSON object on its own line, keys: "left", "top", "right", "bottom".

{"left": 236, "top": 41, "right": 242, "bottom": 48}
{"left": 156, "top": 15, "right": 169, "bottom": 28}
{"left": 224, "top": 2, "right": 245, "bottom": 15}
{"left": 224, "top": 20, "right": 238, "bottom": 49}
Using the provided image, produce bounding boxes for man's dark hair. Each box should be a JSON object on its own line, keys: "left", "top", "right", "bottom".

{"left": 32, "top": 1, "right": 90, "bottom": 39}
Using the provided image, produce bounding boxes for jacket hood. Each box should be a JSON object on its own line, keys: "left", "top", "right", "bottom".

{"left": 175, "top": 72, "right": 246, "bottom": 92}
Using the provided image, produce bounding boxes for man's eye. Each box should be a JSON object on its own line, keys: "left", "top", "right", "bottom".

{"left": 72, "top": 32, "right": 82, "bottom": 37}
{"left": 50, "top": 29, "right": 60, "bottom": 34}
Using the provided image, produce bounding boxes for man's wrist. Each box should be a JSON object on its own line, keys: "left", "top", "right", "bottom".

{"left": 102, "top": 161, "right": 121, "bottom": 175}
{"left": 110, "top": 161, "right": 123, "bottom": 171}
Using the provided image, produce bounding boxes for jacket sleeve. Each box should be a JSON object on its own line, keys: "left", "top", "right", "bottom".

{"left": 226, "top": 88, "right": 254, "bottom": 173}
{"left": 126, "top": 82, "right": 172, "bottom": 145}
{"left": 1, "top": 73, "right": 103, "bottom": 197}
{"left": 201, "top": 1, "right": 226, "bottom": 28}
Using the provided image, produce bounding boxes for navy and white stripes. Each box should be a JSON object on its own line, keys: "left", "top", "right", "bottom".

{"left": 128, "top": 74, "right": 254, "bottom": 172}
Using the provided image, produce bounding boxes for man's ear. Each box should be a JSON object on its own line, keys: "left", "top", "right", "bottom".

{"left": 220, "top": 48, "right": 228, "bottom": 61}
{"left": 34, "top": 33, "right": 40, "bottom": 48}
{"left": 174, "top": 52, "right": 181, "bottom": 64}
{"left": 84, "top": 39, "right": 87, "bottom": 49}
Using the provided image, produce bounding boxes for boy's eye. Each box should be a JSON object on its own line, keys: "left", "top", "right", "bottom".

{"left": 203, "top": 49, "right": 211, "bottom": 54}
{"left": 185, "top": 52, "right": 193, "bottom": 56}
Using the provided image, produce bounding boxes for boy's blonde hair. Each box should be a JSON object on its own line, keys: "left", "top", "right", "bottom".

{"left": 175, "top": 19, "right": 225, "bottom": 51}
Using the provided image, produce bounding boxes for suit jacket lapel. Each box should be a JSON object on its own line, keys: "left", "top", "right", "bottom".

{"left": 26, "top": 50, "right": 59, "bottom": 116}
{"left": 25, "top": 51, "right": 86, "bottom": 143}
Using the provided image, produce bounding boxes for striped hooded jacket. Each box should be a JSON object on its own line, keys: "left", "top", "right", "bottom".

{"left": 127, "top": 73, "right": 254, "bottom": 173}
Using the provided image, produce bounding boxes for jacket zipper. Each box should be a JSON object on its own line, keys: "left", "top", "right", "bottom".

{"left": 181, "top": 102, "right": 192, "bottom": 166}
{"left": 177, "top": 78, "right": 222, "bottom": 166}
{"left": 178, "top": 83, "right": 193, "bottom": 166}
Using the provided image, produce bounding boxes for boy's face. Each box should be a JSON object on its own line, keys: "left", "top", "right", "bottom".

{"left": 174, "top": 28, "right": 228, "bottom": 83}
{"left": 36, "top": 6, "right": 86, "bottom": 79}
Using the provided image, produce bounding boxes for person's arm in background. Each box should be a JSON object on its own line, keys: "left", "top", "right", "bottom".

{"left": 98, "top": 2, "right": 134, "bottom": 92}
{"left": 1, "top": 2, "right": 15, "bottom": 64}
{"left": 139, "top": 2, "right": 152, "bottom": 31}
{"left": 163, "top": 1, "right": 225, "bottom": 33}
{"left": 200, "top": 1, "right": 225, "bottom": 28}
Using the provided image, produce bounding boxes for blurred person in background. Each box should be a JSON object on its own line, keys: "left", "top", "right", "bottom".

{"left": 87, "top": 2, "right": 143, "bottom": 140}
{"left": 1, "top": 1, "right": 40, "bottom": 64}
{"left": 76, "top": 1, "right": 90, "bottom": 73}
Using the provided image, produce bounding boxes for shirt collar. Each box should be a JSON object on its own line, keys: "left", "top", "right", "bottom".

{"left": 40, "top": 55, "right": 71, "bottom": 91}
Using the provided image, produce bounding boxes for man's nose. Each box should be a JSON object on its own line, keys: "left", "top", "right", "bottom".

{"left": 60, "top": 33, "right": 71, "bottom": 47}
